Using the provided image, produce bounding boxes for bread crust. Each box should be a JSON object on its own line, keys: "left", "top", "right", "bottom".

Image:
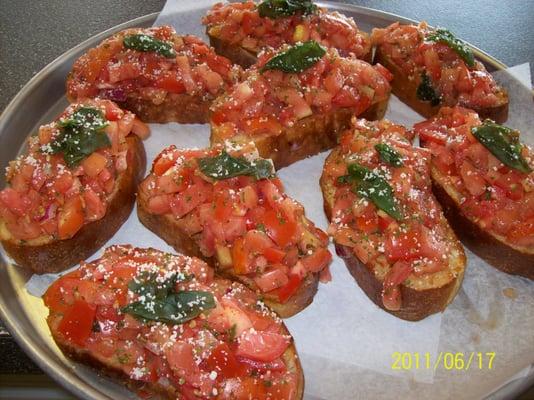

{"left": 207, "top": 30, "right": 373, "bottom": 68}
{"left": 374, "top": 47, "right": 509, "bottom": 123}
{"left": 137, "top": 193, "right": 320, "bottom": 318}
{"left": 2, "top": 136, "right": 146, "bottom": 273}
{"left": 430, "top": 166, "right": 534, "bottom": 280}
{"left": 210, "top": 100, "right": 388, "bottom": 170}
{"left": 320, "top": 148, "right": 466, "bottom": 321}
{"left": 48, "top": 278, "right": 304, "bottom": 399}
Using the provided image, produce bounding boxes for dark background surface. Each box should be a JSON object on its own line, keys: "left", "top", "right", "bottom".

{"left": 0, "top": 0, "right": 532, "bottom": 398}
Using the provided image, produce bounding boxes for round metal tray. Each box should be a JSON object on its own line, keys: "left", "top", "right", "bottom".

{"left": 0, "top": 3, "right": 531, "bottom": 399}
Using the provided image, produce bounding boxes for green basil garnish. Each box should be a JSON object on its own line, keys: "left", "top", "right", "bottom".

{"left": 339, "top": 163, "right": 403, "bottom": 220}
{"left": 416, "top": 72, "right": 441, "bottom": 106}
{"left": 426, "top": 28, "right": 475, "bottom": 68}
{"left": 122, "top": 272, "right": 215, "bottom": 324}
{"left": 123, "top": 34, "right": 176, "bottom": 58}
{"left": 471, "top": 120, "right": 532, "bottom": 173}
{"left": 198, "top": 151, "right": 274, "bottom": 180}
{"left": 48, "top": 107, "right": 110, "bottom": 167}
{"left": 375, "top": 143, "right": 404, "bottom": 167}
{"left": 258, "top": 0, "right": 317, "bottom": 19}
{"left": 260, "top": 40, "right": 326, "bottom": 74}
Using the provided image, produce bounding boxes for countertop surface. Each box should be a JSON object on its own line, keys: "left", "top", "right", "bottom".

{"left": 0, "top": 0, "right": 533, "bottom": 398}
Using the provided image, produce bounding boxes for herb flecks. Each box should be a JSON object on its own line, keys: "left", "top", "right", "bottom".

{"left": 416, "top": 72, "right": 441, "bottom": 106}
{"left": 47, "top": 107, "right": 110, "bottom": 167}
{"left": 258, "top": 0, "right": 317, "bottom": 19}
{"left": 375, "top": 143, "right": 404, "bottom": 167}
{"left": 122, "top": 272, "right": 215, "bottom": 324}
{"left": 426, "top": 28, "right": 475, "bottom": 67}
{"left": 198, "top": 151, "right": 274, "bottom": 180}
{"left": 123, "top": 34, "right": 176, "bottom": 58}
{"left": 472, "top": 120, "right": 532, "bottom": 173}
{"left": 260, "top": 41, "right": 326, "bottom": 74}
{"left": 339, "top": 163, "right": 403, "bottom": 220}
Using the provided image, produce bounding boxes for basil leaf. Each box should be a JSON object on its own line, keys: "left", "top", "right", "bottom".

{"left": 342, "top": 163, "right": 403, "bottom": 220}
{"left": 198, "top": 151, "right": 274, "bottom": 180}
{"left": 258, "top": 0, "right": 317, "bottom": 19}
{"left": 123, "top": 34, "right": 176, "bottom": 58}
{"left": 49, "top": 107, "right": 110, "bottom": 168}
{"left": 122, "top": 290, "right": 215, "bottom": 324}
{"left": 375, "top": 143, "right": 404, "bottom": 167}
{"left": 260, "top": 40, "right": 326, "bottom": 74}
{"left": 472, "top": 120, "right": 532, "bottom": 173}
{"left": 416, "top": 72, "right": 441, "bottom": 106}
{"left": 426, "top": 28, "right": 475, "bottom": 67}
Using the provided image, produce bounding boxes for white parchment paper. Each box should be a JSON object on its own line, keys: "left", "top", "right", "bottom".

{"left": 25, "top": 2, "right": 534, "bottom": 398}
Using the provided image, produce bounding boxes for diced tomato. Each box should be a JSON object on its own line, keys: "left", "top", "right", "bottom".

{"left": 262, "top": 209, "right": 297, "bottom": 248}
{"left": 300, "top": 248, "right": 331, "bottom": 273}
{"left": 203, "top": 343, "right": 245, "bottom": 379}
{"left": 169, "top": 181, "right": 212, "bottom": 218}
{"left": 155, "top": 73, "right": 186, "bottom": 94}
{"left": 494, "top": 171, "right": 525, "bottom": 201}
{"left": 165, "top": 341, "right": 201, "bottom": 386}
{"left": 81, "top": 152, "right": 108, "bottom": 178}
{"left": 275, "top": 274, "right": 303, "bottom": 303}
{"left": 373, "top": 63, "right": 393, "bottom": 81}
{"left": 53, "top": 173, "right": 74, "bottom": 194}
{"left": 58, "top": 195, "right": 84, "bottom": 239}
{"left": 262, "top": 247, "right": 285, "bottom": 263}
{"left": 152, "top": 146, "right": 179, "bottom": 176}
{"left": 254, "top": 268, "right": 289, "bottom": 292}
{"left": 232, "top": 237, "right": 251, "bottom": 274}
{"left": 57, "top": 300, "right": 96, "bottom": 346}
{"left": 236, "top": 330, "right": 289, "bottom": 363}
{"left": 83, "top": 189, "right": 106, "bottom": 221}
{"left": 459, "top": 161, "right": 486, "bottom": 197}
{"left": 244, "top": 116, "right": 283, "bottom": 136}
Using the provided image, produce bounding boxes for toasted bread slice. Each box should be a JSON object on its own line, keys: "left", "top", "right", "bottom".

{"left": 371, "top": 22, "right": 508, "bottom": 123}
{"left": 320, "top": 119, "right": 466, "bottom": 321}
{"left": 2, "top": 136, "right": 146, "bottom": 273}
{"left": 416, "top": 107, "right": 534, "bottom": 280}
{"left": 66, "top": 26, "right": 241, "bottom": 124}
{"left": 211, "top": 103, "right": 387, "bottom": 169}
{"left": 203, "top": 2, "right": 372, "bottom": 68}
{"left": 209, "top": 45, "right": 391, "bottom": 169}
{"left": 137, "top": 143, "right": 331, "bottom": 318}
{"left": 44, "top": 245, "right": 303, "bottom": 399}
{"left": 374, "top": 47, "right": 509, "bottom": 123}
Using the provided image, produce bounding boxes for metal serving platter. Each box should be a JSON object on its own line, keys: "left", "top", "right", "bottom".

{"left": 0, "top": 3, "right": 531, "bottom": 399}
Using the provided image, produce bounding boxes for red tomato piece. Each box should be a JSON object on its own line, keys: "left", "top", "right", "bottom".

{"left": 236, "top": 330, "right": 289, "bottom": 363}
{"left": 203, "top": 343, "right": 246, "bottom": 379}
{"left": 300, "top": 248, "right": 332, "bottom": 273}
{"left": 262, "top": 209, "right": 297, "bottom": 248}
{"left": 57, "top": 300, "right": 97, "bottom": 346}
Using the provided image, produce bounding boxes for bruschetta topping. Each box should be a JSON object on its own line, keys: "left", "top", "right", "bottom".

{"left": 371, "top": 22, "right": 503, "bottom": 110}
{"left": 0, "top": 99, "right": 148, "bottom": 242}
{"left": 44, "top": 245, "right": 299, "bottom": 399}
{"left": 415, "top": 106, "right": 534, "bottom": 247}
{"left": 140, "top": 143, "right": 332, "bottom": 302}
{"left": 324, "top": 119, "right": 455, "bottom": 310}
{"left": 211, "top": 45, "right": 391, "bottom": 138}
{"left": 67, "top": 26, "right": 240, "bottom": 102}
{"left": 203, "top": 1, "right": 371, "bottom": 59}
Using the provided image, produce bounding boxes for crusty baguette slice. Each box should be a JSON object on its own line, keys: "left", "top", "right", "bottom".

{"left": 137, "top": 194, "right": 319, "bottom": 318}
{"left": 207, "top": 30, "right": 373, "bottom": 69}
{"left": 321, "top": 146, "right": 466, "bottom": 321}
{"left": 45, "top": 245, "right": 304, "bottom": 399}
{"left": 210, "top": 101, "right": 388, "bottom": 170}
{"left": 374, "top": 47, "right": 509, "bottom": 123}
{"left": 2, "top": 136, "right": 146, "bottom": 273}
{"left": 429, "top": 165, "right": 534, "bottom": 280}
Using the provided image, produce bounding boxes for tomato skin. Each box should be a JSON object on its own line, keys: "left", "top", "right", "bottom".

{"left": 236, "top": 330, "right": 289, "bottom": 363}
{"left": 300, "top": 248, "right": 332, "bottom": 273}
{"left": 275, "top": 274, "right": 303, "bottom": 303}
{"left": 57, "top": 300, "right": 96, "bottom": 346}
{"left": 155, "top": 74, "right": 186, "bottom": 94}
{"left": 58, "top": 195, "right": 85, "bottom": 239}
{"left": 262, "top": 209, "right": 297, "bottom": 248}
{"left": 202, "top": 343, "right": 246, "bottom": 379}
{"left": 263, "top": 247, "right": 286, "bottom": 263}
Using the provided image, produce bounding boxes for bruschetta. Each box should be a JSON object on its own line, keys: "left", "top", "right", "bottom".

{"left": 371, "top": 22, "right": 508, "bottom": 123}
{"left": 0, "top": 99, "right": 147, "bottom": 273}
{"left": 210, "top": 42, "right": 392, "bottom": 169}
{"left": 66, "top": 26, "right": 241, "bottom": 124}
{"left": 202, "top": 0, "right": 372, "bottom": 68}
{"left": 321, "top": 117, "right": 466, "bottom": 321}
{"left": 43, "top": 245, "right": 303, "bottom": 399}
{"left": 415, "top": 106, "right": 534, "bottom": 280}
{"left": 137, "top": 142, "right": 332, "bottom": 317}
